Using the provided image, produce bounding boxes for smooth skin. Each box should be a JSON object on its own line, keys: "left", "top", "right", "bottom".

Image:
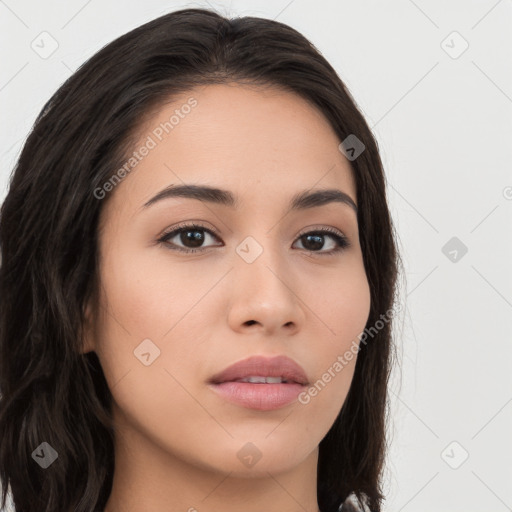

{"left": 82, "top": 83, "right": 371, "bottom": 512}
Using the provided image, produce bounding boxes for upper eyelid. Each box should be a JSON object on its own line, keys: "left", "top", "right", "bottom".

{"left": 158, "top": 221, "right": 219, "bottom": 240}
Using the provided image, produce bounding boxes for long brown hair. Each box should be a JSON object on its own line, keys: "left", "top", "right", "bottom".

{"left": 0, "top": 8, "right": 401, "bottom": 512}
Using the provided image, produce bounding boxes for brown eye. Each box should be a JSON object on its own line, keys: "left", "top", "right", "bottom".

{"left": 294, "top": 229, "right": 350, "bottom": 255}
{"left": 158, "top": 224, "right": 221, "bottom": 253}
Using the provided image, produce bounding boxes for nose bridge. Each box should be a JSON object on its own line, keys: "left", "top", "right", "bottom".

{"left": 228, "top": 228, "right": 303, "bottom": 332}
{"left": 235, "top": 229, "right": 287, "bottom": 291}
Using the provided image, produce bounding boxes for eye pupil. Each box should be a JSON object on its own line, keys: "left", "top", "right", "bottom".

{"left": 182, "top": 230, "right": 204, "bottom": 247}
{"left": 302, "top": 233, "right": 324, "bottom": 251}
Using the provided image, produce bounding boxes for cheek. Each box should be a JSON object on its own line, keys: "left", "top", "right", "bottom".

{"left": 295, "top": 260, "right": 370, "bottom": 423}
{"left": 93, "top": 245, "right": 224, "bottom": 407}
{"left": 92, "top": 253, "right": 216, "bottom": 454}
{"left": 309, "top": 254, "right": 371, "bottom": 348}
{"left": 97, "top": 243, "right": 221, "bottom": 340}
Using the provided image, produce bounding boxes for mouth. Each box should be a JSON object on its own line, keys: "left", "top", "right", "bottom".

{"left": 207, "top": 355, "right": 309, "bottom": 411}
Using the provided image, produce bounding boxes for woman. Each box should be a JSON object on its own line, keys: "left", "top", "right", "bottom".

{"left": 0, "top": 8, "right": 401, "bottom": 512}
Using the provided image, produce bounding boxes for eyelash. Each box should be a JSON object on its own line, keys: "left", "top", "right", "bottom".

{"left": 157, "top": 222, "right": 351, "bottom": 256}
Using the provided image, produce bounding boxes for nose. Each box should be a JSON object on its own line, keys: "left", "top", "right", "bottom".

{"left": 226, "top": 239, "right": 305, "bottom": 337}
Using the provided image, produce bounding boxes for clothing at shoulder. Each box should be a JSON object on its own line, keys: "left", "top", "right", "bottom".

{"left": 338, "top": 493, "right": 371, "bottom": 512}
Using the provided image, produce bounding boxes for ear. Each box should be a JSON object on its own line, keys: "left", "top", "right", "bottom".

{"left": 80, "top": 299, "right": 97, "bottom": 354}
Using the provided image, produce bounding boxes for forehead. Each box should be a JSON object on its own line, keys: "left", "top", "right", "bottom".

{"left": 102, "top": 82, "right": 356, "bottom": 219}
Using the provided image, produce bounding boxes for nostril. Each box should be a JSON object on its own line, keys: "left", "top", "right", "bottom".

{"left": 245, "top": 320, "right": 257, "bottom": 326}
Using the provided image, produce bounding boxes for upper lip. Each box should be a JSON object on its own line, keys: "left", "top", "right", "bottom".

{"left": 208, "top": 355, "right": 309, "bottom": 385}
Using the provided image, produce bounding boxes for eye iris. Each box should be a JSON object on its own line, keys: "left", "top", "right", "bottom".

{"left": 303, "top": 233, "right": 324, "bottom": 251}
{"left": 182, "top": 229, "right": 204, "bottom": 248}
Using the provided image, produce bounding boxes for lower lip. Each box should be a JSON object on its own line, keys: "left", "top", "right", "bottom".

{"left": 209, "top": 381, "right": 306, "bottom": 411}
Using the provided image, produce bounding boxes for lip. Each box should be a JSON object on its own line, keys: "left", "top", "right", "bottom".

{"left": 209, "top": 355, "right": 309, "bottom": 385}
{"left": 208, "top": 355, "right": 309, "bottom": 411}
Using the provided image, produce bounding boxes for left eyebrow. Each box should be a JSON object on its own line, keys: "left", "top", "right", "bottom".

{"left": 141, "top": 184, "right": 358, "bottom": 213}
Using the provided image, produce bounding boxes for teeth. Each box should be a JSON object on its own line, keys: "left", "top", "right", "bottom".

{"left": 265, "top": 376, "right": 284, "bottom": 383}
{"left": 238, "top": 376, "right": 288, "bottom": 383}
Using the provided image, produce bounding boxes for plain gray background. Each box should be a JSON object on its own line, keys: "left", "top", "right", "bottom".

{"left": 1, "top": 1, "right": 511, "bottom": 511}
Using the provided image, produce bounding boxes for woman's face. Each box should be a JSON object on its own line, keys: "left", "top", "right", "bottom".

{"left": 83, "top": 83, "right": 371, "bottom": 477}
